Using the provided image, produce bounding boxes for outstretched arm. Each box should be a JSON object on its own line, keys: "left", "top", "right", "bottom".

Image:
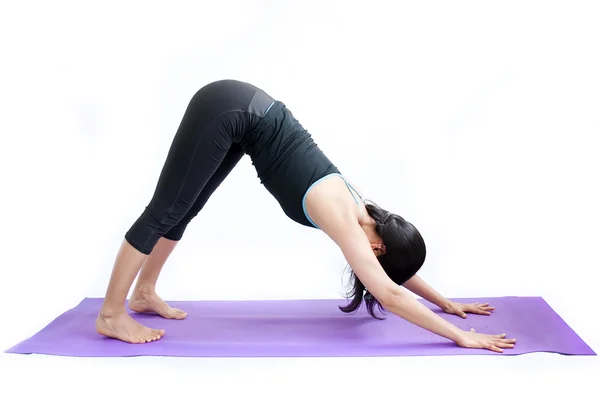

{"left": 316, "top": 211, "right": 515, "bottom": 352}
{"left": 402, "top": 275, "right": 450, "bottom": 309}
{"left": 403, "top": 275, "right": 495, "bottom": 318}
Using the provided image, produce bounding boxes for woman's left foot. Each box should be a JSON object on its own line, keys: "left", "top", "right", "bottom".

{"left": 129, "top": 287, "right": 187, "bottom": 319}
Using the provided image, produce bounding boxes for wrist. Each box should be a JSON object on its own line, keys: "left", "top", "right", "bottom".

{"left": 448, "top": 327, "right": 467, "bottom": 344}
{"left": 438, "top": 298, "right": 452, "bottom": 311}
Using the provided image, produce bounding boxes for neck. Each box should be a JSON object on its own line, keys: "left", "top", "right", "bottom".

{"left": 359, "top": 212, "right": 379, "bottom": 243}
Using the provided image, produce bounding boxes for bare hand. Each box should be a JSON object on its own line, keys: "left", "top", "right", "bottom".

{"left": 456, "top": 328, "right": 516, "bottom": 353}
{"left": 442, "top": 300, "right": 494, "bottom": 318}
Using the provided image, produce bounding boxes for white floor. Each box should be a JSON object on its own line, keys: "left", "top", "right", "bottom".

{"left": 2, "top": 350, "right": 599, "bottom": 400}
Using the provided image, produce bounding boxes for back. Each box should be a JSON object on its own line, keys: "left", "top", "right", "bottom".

{"left": 240, "top": 101, "right": 340, "bottom": 227}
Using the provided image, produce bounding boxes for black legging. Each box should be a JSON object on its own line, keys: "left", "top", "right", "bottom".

{"left": 125, "top": 80, "right": 272, "bottom": 254}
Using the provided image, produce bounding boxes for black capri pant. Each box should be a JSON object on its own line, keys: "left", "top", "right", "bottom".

{"left": 124, "top": 80, "right": 274, "bottom": 255}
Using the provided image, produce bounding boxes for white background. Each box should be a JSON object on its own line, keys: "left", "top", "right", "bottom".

{"left": 1, "top": 0, "right": 599, "bottom": 399}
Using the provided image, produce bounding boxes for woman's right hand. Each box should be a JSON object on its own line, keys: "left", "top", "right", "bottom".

{"left": 456, "top": 328, "right": 517, "bottom": 353}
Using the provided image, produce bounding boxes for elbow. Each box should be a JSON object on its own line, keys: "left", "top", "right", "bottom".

{"left": 379, "top": 288, "right": 409, "bottom": 311}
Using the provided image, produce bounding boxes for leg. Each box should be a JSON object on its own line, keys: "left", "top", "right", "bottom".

{"left": 129, "top": 237, "right": 184, "bottom": 319}
{"left": 96, "top": 92, "right": 240, "bottom": 343}
{"left": 129, "top": 144, "right": 244, "bottom": 319}
{"left": 96, "top": 239, "right": 163, "bottom": 343}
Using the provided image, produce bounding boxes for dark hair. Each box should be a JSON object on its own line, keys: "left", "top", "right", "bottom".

{"left": 339, "top": 200, "right": 426, "bottom": 319}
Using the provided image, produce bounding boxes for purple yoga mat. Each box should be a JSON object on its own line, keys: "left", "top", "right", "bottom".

{"left": 5, "top": 296, "right": 595, "bottom": 357}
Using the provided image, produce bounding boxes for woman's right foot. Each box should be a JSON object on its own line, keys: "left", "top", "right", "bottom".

{"left": 95, "top": 311, "right": 164, "bottom": 344}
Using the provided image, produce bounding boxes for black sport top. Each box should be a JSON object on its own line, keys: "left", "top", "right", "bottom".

{"left": 240, "top": 98, "right": 342, "bottom": 227}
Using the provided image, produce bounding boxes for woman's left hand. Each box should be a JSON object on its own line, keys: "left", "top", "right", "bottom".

{"left": 442, "top": 300, "right": 494, "bottom": 318}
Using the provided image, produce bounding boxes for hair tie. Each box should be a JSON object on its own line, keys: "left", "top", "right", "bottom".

{"left": 382, "top": 213, "right": 392, "bottom": 225}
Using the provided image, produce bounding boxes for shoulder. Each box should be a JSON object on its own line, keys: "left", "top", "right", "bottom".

{"left": 304, "top": 180, "right": 364, "bottom": 246}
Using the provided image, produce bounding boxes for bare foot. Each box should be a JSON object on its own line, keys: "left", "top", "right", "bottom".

{"left": 96, "top": 312, "right": 165, "bottom": 344}
{"left": 129, "top": 287, "right": 187, "bottom": 319}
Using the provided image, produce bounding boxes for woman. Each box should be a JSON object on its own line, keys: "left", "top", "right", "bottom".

{"left": 96, "top": 80, "right": 516, "bottom": 353}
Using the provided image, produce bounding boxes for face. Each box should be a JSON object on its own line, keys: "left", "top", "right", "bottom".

{"left": 362, "top": 220, "right": 386, "bottom": 257}
{"left": 371, "top": 243, "right": 386, "bottom": 257}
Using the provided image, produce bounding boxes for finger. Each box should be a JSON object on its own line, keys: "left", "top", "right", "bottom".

{"left": 488, "top": 344, "right": 503, "bottom": 353}
{"left": 499, "top": 338, "right": 517, "bottom": 344}
{"left": 471, "top": 302, "right": 495, "bottom": 310}
{"left": 487, "top": 333, "right": 506, "bottom": 338}
{"left": 466, "top": 305, "right": 491, "bottom": 314}
{"left": 495, "top": 342, "right": 515, "bottom": 349}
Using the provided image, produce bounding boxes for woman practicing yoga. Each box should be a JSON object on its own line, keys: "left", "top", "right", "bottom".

{"left": 96, "top": 80, "right": 516, "bottom": 352}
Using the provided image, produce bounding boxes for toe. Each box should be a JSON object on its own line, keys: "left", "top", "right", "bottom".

{"left": 166, "top": 308, "right": 185, "bottom": 319}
